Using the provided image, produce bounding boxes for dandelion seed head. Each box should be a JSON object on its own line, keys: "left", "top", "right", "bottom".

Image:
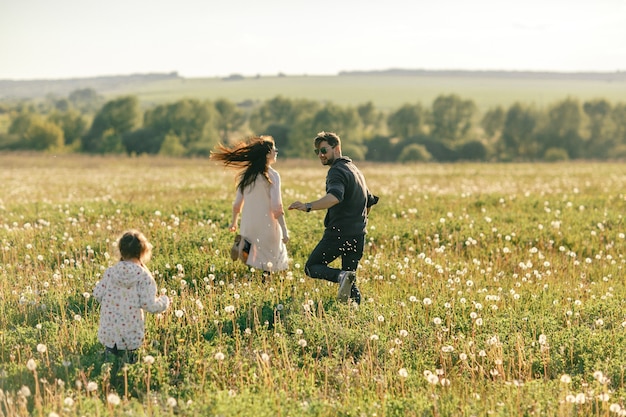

{"left": 107, "top": 393, "right": 121, "bottom": 405}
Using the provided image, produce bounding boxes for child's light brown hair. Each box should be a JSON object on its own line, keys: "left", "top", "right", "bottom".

{"left": 118, "top": 230, "right": 152, "bottom": 263}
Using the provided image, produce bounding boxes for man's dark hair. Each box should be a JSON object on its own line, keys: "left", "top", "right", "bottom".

{"left": 314, "top": 131, "right": 341, "bottom": 148}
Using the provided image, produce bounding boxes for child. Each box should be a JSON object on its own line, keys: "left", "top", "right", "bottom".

{"left": 93, "top": 229, "right": 170, "bottom": 364}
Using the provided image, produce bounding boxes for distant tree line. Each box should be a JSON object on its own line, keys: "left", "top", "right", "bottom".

{"left": 1, "top": 88, "right": 626, "bottom": 162}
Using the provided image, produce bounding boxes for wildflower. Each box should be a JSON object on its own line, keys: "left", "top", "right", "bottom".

{"left": 398, "top": 368, "right": 408, "bottom": 378}
{"left": 426, "top": 373, "right": 439, "bottom": 385}
{"left": 74, "top": 314, "right": 82, "bottom": 321}
{"left": 609, "top": 403, "right": 621, "bottom": 413}
{"left": 459, "top": 353, "right": 468, "bottom": 361}
{"left": 167, "top": 397, "right": 177, "bottom": 408}
{"left": 64, "top": 397, "right": 74, "bottom": 407}
{"left": 440, "top": 378, "right": 450, "bottom": 386}
{"left": 214, "top": 352, "right": 225, "bottom": 361}
{"left": 261, "top": 353, "right": 270, "bottom": 363}
{"left": 26, "top": 358, "right": 37, "bottom": 371}
{"left": 298, "top": 339, "right": 307, "bottom": 348}
{"left": 575, "top": 393, "right": 586, "bottom": 404}
{"left": 399, "top": 329, "right": 408, "bottom": 338}
{"left": 369, "top": 334, "right": 379, "bottom": 341}
{"left": 433, "top": 317, "right": 442, "bottom": 325}
{"left": 175, "top": 310, "right": 184, "bottom": 318}
{"left": 143, "top": 355, "right": 155, "bottom": 365}
{"left": 377, "top": 315, "right": 385, "bottom": 323}
{"left": 86, "top": 381, "right": 98, "bottom": 392}
{"left": 18, "top": 386, "right": 31, "bottom": 397}
{"left": 224, "top": 305, "right": 235, "bottom": 313}
{"left": 423, "top": 298, "right": 432, "bottom": 306}
{"left": 107, "top": 393, "right": 121, "bottom": 406}
{"left": 82, "top": 292, "right": 90, "bottom": 299}
{"left": 560, "top": 374, "right": 572, "bottom": 384}
{"left": 37, "top": 344, "right": 47, "bottom": 353}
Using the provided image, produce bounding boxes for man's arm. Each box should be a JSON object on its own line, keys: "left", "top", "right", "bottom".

{"left": 288, "top": 193, "right": 340, "bottom": 212}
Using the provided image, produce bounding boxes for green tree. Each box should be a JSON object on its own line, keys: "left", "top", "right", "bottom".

{"left": 365, "top": 135, "right": 395, "bottom": 162}
{"left": 310, "top": 103, "right": 362, "bottom": 144}
{"left": 8, "top": 112, "right": 35, "bottom": 136}
{"left": 214, "top": 98, "right": 246, "bottom": 142}
{"left": 612, "top": 103, "right": 626, "bottom": 146}
{"left": 387, "top": 103, "right": 425, "bottom": 139}
{"left": 583, "top": 99, "right": 615, "bottom": 158}
{"left": 398, "top": 143, "right": 432, "bottom": 163}
{"left": 501, "top": 103, "right": 540, "bottom": 160}
{"left": 143, "top": 99, "right": 218, "bottom": 151}
{"left": 159, "top": 132, "right": 186, "bottom": 157}
{"left": 69, "top": 88, "right": 104, "bottom": 114}
{"left": 25, "top": 119, "right": 64, "bottom": 150}
{"left": 48, "top": 110, "right": 88, "bottom": 146}
{"left": 431, "top": 94, "right": 476, "bottom": 144}
{"left": 122, "top": 128, "right": 162, "bottom": 155}
{"left": 82, "top": 96, "right": 139, "bottom": 153}
{"left": 249, "top": 96, "right": 320, "bottom": 157}
{"left": 457, "top": 140, "right": 488, "bottom": 161}
{"left": 481, "top": 106, "right": 505, "bottom": 139}
{"left": 357, "top": 101, "right": 384, "bottom": 138}
{"left": 541, "top": 98, "right": 584, "bottom": 158}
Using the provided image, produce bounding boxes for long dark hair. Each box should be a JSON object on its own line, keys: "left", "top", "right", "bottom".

{"left": 210, "top": 136, "right": 275, "bottom": 191}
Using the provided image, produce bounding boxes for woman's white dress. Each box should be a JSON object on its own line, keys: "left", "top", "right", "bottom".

{"left": 234, "top": 167, "right": 289, "bottom": 272}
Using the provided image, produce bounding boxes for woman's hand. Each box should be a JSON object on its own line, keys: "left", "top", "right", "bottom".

{"left": 228, "top": 223, "right": 237, "bottom": 232}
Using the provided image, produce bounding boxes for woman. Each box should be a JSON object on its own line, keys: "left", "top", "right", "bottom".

{"left": 211, "top": 136, "right": 289, "bottom": 273}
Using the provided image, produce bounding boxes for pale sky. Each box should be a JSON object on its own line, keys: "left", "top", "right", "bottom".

{"left": 1, "top": 0, "right": 625, "bottom": 80}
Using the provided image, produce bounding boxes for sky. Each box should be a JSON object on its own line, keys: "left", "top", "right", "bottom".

{"left": 1, "top": 0, "right": 626, "bottom": 80}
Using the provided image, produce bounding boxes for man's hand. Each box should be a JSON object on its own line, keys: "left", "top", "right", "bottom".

{"left": 288, "top": 201, "right": 306, "bottom": 211}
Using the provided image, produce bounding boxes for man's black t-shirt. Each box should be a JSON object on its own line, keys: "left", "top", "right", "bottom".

{"left": 324, "top": 157, "right": 378, "bottom": 236}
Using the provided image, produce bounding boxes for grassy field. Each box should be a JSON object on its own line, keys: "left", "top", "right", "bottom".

{"left": 0, "top": 154, "right": 625, "bottom": 416}
{"left": 109, "top": 74, "right": 626, "bottom": 112}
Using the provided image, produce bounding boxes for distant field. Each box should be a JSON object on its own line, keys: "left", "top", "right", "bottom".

{"left": 108, "top": 74, "right": 626, "bottom": 112}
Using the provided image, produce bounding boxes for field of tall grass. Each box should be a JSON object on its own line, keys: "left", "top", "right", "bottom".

{"left": 0, "top": 153, "right": 625, "bottom": 416}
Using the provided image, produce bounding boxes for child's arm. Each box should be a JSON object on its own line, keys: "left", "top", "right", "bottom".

{"left": 93, "top": 273, "right": 110, "bottom": 302}
{"left": 138, "top": 272, "right": 170, "bottom": 313}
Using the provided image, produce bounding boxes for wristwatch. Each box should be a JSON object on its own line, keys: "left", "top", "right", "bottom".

{"left": 305, "top": 202, "right": 312, "bottom": 212}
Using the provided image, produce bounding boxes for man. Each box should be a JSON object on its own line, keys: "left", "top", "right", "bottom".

{"left": 288, "top": 131, "right": 378, "bottom": 304}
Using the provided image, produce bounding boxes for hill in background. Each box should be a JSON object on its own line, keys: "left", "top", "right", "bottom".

{"left": 2, "top": 69, "right": 626, "bottom": 111}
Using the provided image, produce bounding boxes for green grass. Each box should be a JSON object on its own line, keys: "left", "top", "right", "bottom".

{"left": 109, "top": 75, "right": 626, "bottom": 112}
{"left": 0, "top": 154, "right": 625, "bottom": 416}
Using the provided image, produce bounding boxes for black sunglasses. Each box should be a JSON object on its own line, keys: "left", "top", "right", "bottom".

{"left": 314, "top": 146, "right": 334, "bottom": 155}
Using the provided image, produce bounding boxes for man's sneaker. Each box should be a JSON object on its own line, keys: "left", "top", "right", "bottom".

{"left": 337, "top": 271, "right": 356, "bottom": 302}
